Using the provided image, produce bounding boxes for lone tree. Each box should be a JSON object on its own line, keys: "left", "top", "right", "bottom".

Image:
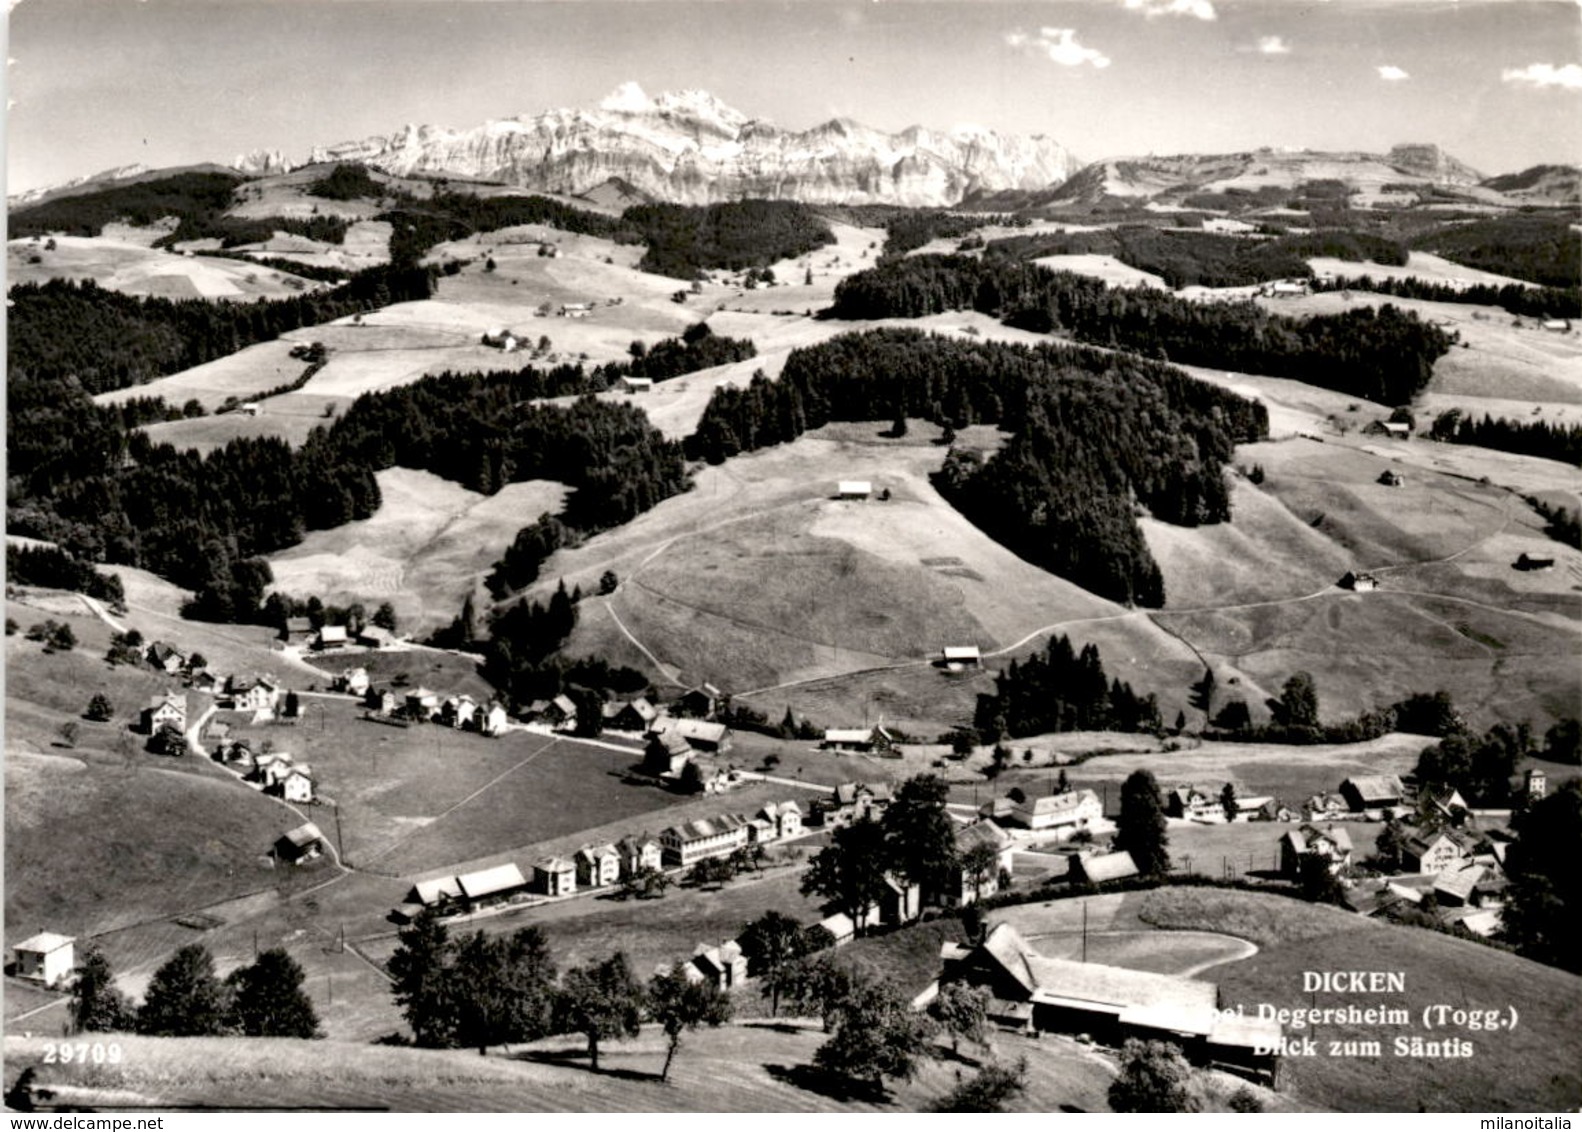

{"left": 737, "top": 910, "right": 807, "bottom": 1016}
{"left": 387, "top": 908, "right": 458, "bottom": 1048}
{"left": 68, "top": 946, "right": 131, "bottom": 1034}
{"left": 1108, "top": 1039, "right": 1201, "bottom": 1113}
{"left": 448, "top": 927, "right": 558, "bottom": 1055}
{"left": 225, "top": 948, "right": 322, "bottom": 1038}
{"left": 1374, "top": 817, "right": 1408, "bottom": 873}
{"left": 932, "top": 1056, "right": 1029, "bottom": 1113}
{"left": 1269, "top": 671, "right": 1321, "bottom": 731}
{"left": 1115, "top": 769, "right": 1171, "bottom": 876}
{"left": 647, "top": 963, "right": 732, "bottom": 1082}
{"left": 882, "top": 774, "right": 960, "bottom": 899}
{"left": 1220, "top": 782, "right": 1239, "bottom": 824}
{"left": 1188, "top": 666, "right": 1216, "bottom": 720}
{"left": 801, "top": 817, "right": 892, "bottom": 933}
{"left": 927, "top": 980, "right": 990, "bottom": 1056}
{"left": 599, "top": 571, "right": 619, "bottom": 596}
{"left": 779, "top": 953, "right": 855, "bottom": 1032}
{"left": 372, "top": 602, "right": 398, "bottom": 631}
{"left": 138, "top": 944, "right": 231, "bottom": 1037}
{"left": 85, "top": 694, "right": 114, "bottom": 722}
{"left": 557, "top": 951, "right": 645, "bottom": 1072}
{"left": 812, "top": 973, "right": 936, "bottom": 1099}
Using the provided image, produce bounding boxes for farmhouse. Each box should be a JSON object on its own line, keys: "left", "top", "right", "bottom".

{"left": 12, "top": 932, "right": 75, "bottom": 988}
{"left": 274, "top": 822, "right": 325, "bottom": 865}
{"left": 409, "top": 875, "right": 465, "bottom": 915}
{"left": 837, "top": 480, "right": 873, "bottom": 500}
{"left": 676, "top": 683, "right": 722, "bottom": 718}
{"left": 440, "top": 694, "right": 478, "bottom": 729}
{"left": 1070, "top": 850, "right": 1141, "bottom": 886}
{"left": 1266, "top": 280, "right": 1308, "bottom": 297}
{"left": 1167, "top": 785, "right": 1219, "bottom": 821}
{"left": 816, "top": 781, "right": 893, "bottom": 827}
{"left": 615, "top": 835, "right": 663, "bottom": 878}
{"left": 228, "top": 675, "right": 281, "bottom": 713}
{"left": 285, "top": 616, "right": 315, "bottom": 643}
{"left": 655, "top": 717, "right": 732, "bottom": 755}
{"left": 336, "top": 667, "right": 370, "bottom": 696}
{"left": 660, "top": 816, "right": 749, "bottom": 867}
{"left": 1338, "top": 571, "right": 1379, "bottom": 592}
{"left": 940, "top": 924, "right": 1281, "bottom": 1082}
{"left": 543, "top": 694, "right": 578, "bottom": 729}
{"left": 146, "top": 640, "right": 186, "bottom": 673}
{"left": 1524, "top": 767, "right": 1546, "bottom": 799}
{"left": 1402, "top": 828, "right": 1477, "bottom": 876}
{"left": 943, "top": 820, "right": 1015, "bottom": 907}
{"left": 357, "top": 625, "right": 394, "bottom": 649}
{"left": 405, "top": 688, "right": 441, "bottom": 721}
{"left": 1432, "top": 862, "right": 1486, "bottom": 908}
{"left": 821, "top": 726, "right": 894, "bottom": 754}
{"left": 606, "top": 697, "right": 659, "bottom": 732}
{"left": 1363, "top": 420, "right": 1412, "bottom": 439}
{"left": 645, "top": 729, "right": 695, "bottom": 778}
{"left": 459, "top": 863, "right": 531, "bottom": 909}
{"left": 276, "top": 765, "right": 315, "bottom": 804}
{"left": 758, "top": 800, "right": 803, "bottom": 840}
{"left": 141, "top": 691, "right": 188, "bottom": 734}
{"left": 1541, "top": 319, "right": 1572, "bottom": 332}
{"left": 316, "top": 625, "right": 349, "bottom": 650}
{"left": 1514, "top": 552, "right": 1556, "bottom": 572}
{"left": 1232, "top": 796, "right": 1282, "bottom": 822}
{"left": 1279, "top": 824, "right": 1354, "bottom": 878}
{"left": 862, "top": 873, "right": 923, "bottom": 927}
{"left": 942, "top": 646, "right": 982, "bottom": 669}
{"left": 1003, "top": 787, "right": 1104, "bottom": 836}
{"left": 1377, "top": 469, "right": 1405, "bottom": 487}
{"left": 478, "top": 701, "right": 510, "bottom": 736}
{"left": 620, "top": 376, "right": 654, "bottom": 394}
{"left": 686, "top": 941, "right": 747, "bottom": 990}
{"left": 574, "top": 843, "right": 621, "bottom": 888}
{"left": 1339, "top": 775, "right": 1405, "bottom": 813}
{"left": 367, "top": 688, "right": 399, "bottom": 716}
{"left": 1423, "top": 787, "right": 1471, "bottom": 825}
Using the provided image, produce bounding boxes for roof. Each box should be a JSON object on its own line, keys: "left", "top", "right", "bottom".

{"left": 14, "top": 932, "right": 74, "bottom": 954}
{"left": 280, "top": 822, "right": 324, "bottom": 848}
{"left": 1295, "top": 824, "right": 1353, "bottom": 853}
{"left": 412, "top": 876, "right": 463, "bottom": 905}
{"left": 652, "top": 730, "right": 692, "bottom": 758}
{"left": 358, "top": 625, "right": 393, "bottom": 642}
{"left": 670, "top": 718, "right": 729, "bottom": 744}
{"left": 319, "top": 625, "right": 348, "bottom": 643}
{"left": 286, "top": 617, "right": 313, "bottom": 632}
{"left": 1342, "top": 775, "right": 1404, "bottom": 803}
{"left": 955, "top": 819, "right": 1011, "bottom": 854}
{"left": 147, "top": 692, "right": 187, "bottom": 711}
{"left": 824, "top": 728, "right": 877, "bottom": 744}
{"left": 1434, "top": 863, "right": 1486, "bottom": 903}
{"left": 820, "top": 913, "right": 855, "bottom": 939}
{"left": 536, "top": 857, "right": 574, "bottom": 874}
{"left": 623, "top": 376, "right": 654, "bottom": 387}
{"left": 943, "top": 646, "right": 981, "bottom": 660}
{"left": 551, "top": 694, "right": 577, "bottom": 714}
{"left": 1405, "top": 827, "right": 1477, "bottom": 857}
{"left": 838, "top": 480, "right": 872, "bottom": 495}
{"left": 617, "top": 835, "right": 660, "bottom": 854}
{"left": 1021, "top": 789, "right": 1101, "bottom": 818}
{"left": 457, "top": 863, "right": 528, "bottom": 898}
{"left": 577, "top": 843, "right": 619, "bottom": 862}
{"left": 976, "top": 925, "right": 1217, "bottom": 1018}
{"left": 1076, "top": 850, "right": 1140, "bottom": 883}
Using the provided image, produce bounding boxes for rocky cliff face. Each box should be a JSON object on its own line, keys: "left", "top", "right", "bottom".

{"left": 295, "top": 84, "right": 1082, "bottom": 207}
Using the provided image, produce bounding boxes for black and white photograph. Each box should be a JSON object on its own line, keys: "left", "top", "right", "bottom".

{"left": 4, "top": 0, "right": 1580, "bottom": 1116}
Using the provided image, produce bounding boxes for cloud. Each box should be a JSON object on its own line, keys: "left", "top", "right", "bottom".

{"left": 1005, "top": 28, "right": 1111, "bottom": 69}
{"left": 599, "top": 81, "right": 654, "bottom": 114}
{"left": 1376, "top": 65, "right": 1410, "bottom": 82}
{"left": 1119, "top": 0, "right": 1216, "bottom": 20}
{"left": 1501, "top": 62, "right": 1582, "bottom": 90}
{"left": 1257, "top": 36, "right": 1291, "bottom": 55}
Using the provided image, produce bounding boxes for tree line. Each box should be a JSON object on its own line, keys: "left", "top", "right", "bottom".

{"left": 1310, "top": 273, "right": 1581, "bottom": 320}
{"left": 1428, "top": 408, "right": 1582, "bottom": 467}
{"left": 972, "top": 633, "right": 1162, "bottom": 739}
{"left": 826, "top": 253, "right": 1454, "bottom": 406}
{"left": 623, "top": 200, "right": 835, "bottom": 279}
{"left": 1411, "top": 213, "right": 1581, "bottom": 289}
{"left": 686, "top": 329, "right": 1266, "bottom": 605}
{"left": 6, "top": 543, "right": 125, "bottom": 607}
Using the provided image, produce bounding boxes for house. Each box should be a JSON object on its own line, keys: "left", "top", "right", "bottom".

{"left": 660, "top": 816, "right": 750, "bottom": 867}
{"left": 759, "top": 801, "right": 803, "bottom": 840}
{"left": 620, "top": 376, "right": 654, "bottom": 394}
{"left": 1402, "top": 828, "right": 1476, "bottom": 876}
{"left": 1070, "top": 849, "right": 1141, "bottom": 886}
{"left": 250, "top": 750, "right": 294, "bottom": 789}
{"left": 239, "top": 402, "right": 262, "bottom": 416}
{"left": 1279, "top": 824, "right": 1354, "bottom": 878}
{"left": 441, "top": 694, "right": 478, "bottom": 729}
{"left": 478, "top": 701, "right": 509, "bottom": 737}
{"left": 1267, "top": 279, "right": 1308, "bottom": 297}
{"left": 942, "top": 646, "right": 982, "bottom": 669}
{"left": 228, "top": 676, "right": 281, "bottom": 713}
{"left": 357, "top": 625, "right": 394, "bottom": 649}
{"left": 531, "top": 856, "right": 576, "bottom": 897}
{"left": 940, "top": 924, "right": 1281, "bottom": 1083}
{"left": 1167, "top": 785, "right": 1218, "bottom": 821}
{"left": 615, "top": 835, "right": 664, "bottom": 878}
{"left": 1432, "top": 862, "right": 1486, "bottom": 907}
{"left": 816, "top": 781, "right": 893, "bottom": 827}
{"left": 864, "top": 873, "right": 923, "bottom": 927}
{"left": 190, "top": 668, "right": 222, "bottom": 693}
{"left": 285, "top": 616, "right": 315, "bottom": 643}
{"left": 560, "top": 302, "right": 593, "bottom": 318}
{"left": 405, "top": 687, "right": 441, "bottom": 721}
{"left": 821, "top": 726, "right": 894, "bottom": 754}
{"left": 1377, "top": 469, "right": 1405, "bottom": 487}
{"left": 575, "top": 844, "right": 621, "bottom": 888}
{"left": 1525, "top": 768, "right": 1547, "bottom": 800}
{"left": 146, "top": 640, "right": 186, "bottom": 673}
{"left": 458, "top": 863, "right": 530, "bottom": 909}
{"left": 543, "top": 694, "right": 578, "bottom": 729}
{"left": 944, "top": 820, "right": 1015, "bottom": 907}
{"left": 1364, "top": 419, "right": 1412, "bottom": 439}
{"left": 1541, "top": 319, "right": 1572, "bottom": 332}
{"left": 655, "top": 717, "right": 732, "bottom": 754}
{"left": 1423, "top": 786, "right": 1471, "bottom": 825}
{"left": 141, "top": 691, "right": 188, "bottom": 734}
{"left": 676, "top": 683, "right": 722, "bottom": 718}
{"left": 607, "top": 698, "right": 659, "bottom": 732}
{"left": 1006, "top": 787, "right": 1104, "bottom": 836}
{"left": 277, "top": 765, "right": 315, "bottom": 804}
{"left": 316, "top": 625, "right": 349, "bottom": 650}
{"left": 837, "top": 480, "right": 872, "bottom": 500}
{"left": 1338, "top": 571, "right": 1379, "bottom": 592}
{"left": 1339, "top": 775, "right": 1405, "bottom": 813}
{"left": 686, "top": 941, "right": 747, "bottom": 990}
{"left": 1515, "top": 553, "right": 1556, "bottom": 572}
{"left": 645, "top": 729, "right": 695, "bottom": 778}
{"left": 12, "top": 932, "right": 75, "bottom": 988}
{"left": 1232, "top": 796, "right": 1280, "bottom": 822}
{"left": 367, "top": 688, "right": 399, "bottom": 716}
{"left": 409, "top": 875, "right": 465, "bottom": 915}
{"left": 274, "top": 822, "right": 325, "bottom": 865}
{"left": 336, "top": 667, "right": 370, "bottom": 696}
{"left": 819, "top": 913, "right": 856, "bottom": 945}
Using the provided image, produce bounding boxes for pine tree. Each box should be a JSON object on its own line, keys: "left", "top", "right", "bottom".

{"left": 69, "top": 945, "right": 131, "bottom": 1034}
{"left": 138, "top": 944, "right": 230, "bottom": 1037}
{"left": 226, "top": 948, "right": 322, "bottom": 1038}
{"left": 1115, "top": 769, "right": 1170, "bottom": 877}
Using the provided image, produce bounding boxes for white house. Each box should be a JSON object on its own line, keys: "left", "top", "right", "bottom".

{"left": 316, "top": 625, "right": 349, "bottom": 650}
{"left": 142, "top": 691, "right": 188, "bottom": 734}
{"left": 621, "top": 376, "right": 654, "bottom": 394}
{"left": 837, "top": 481, "right": 872, "bottom": 500}
{"left": 942, "top": 646, "right": 982, "bottom": 668}
{"left": 535, "top": 857, "right": 577, "bottom": 897}
{"left": 337, "top": 667, "right": 370, "bottom": 696}
{"left": 13, "top": 932, "right": 75, "bottom": 987}
{"left": 478, "top": 701, "right": 510, "bottom": 736}
{"left": 1008, "top": 788, "right": 1104, "bottom": 835}
{"left": 616, "top": 835, "right": 664, "bottom": 878}
{"left": 279, "top": 766, "right": 315, "bottom": 804}
{"left": 661, "top": 816, "right": 750, "bottom": 867}
{"left": 575, "top": 844, "right": 621, "bottom": 888}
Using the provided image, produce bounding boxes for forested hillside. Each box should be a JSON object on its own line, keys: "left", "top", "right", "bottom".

{"left": 622, "top": 200, "right": 835, "bottom": 278}
{"left": 687, "top": 329, "right": 1267, "bottom": 605}
{"left": 1412, "top": 214, "right": 1581, "bottom": 288}
{"left": 827, "top": 254, "right": 1453, "bottom": 405}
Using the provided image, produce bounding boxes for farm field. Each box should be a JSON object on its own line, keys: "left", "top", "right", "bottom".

{"left": 7, "top": 234, "right": 328, "bottom": 299}
{"left": 1031, "top": 253, "right": 1168, "bottom": 290}
{"left": 268, "top": 467, "right": 566, "bottom": 634}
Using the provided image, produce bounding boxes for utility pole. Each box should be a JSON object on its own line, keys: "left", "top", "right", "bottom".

{"left": 1081, "top": 900, "right": 1088, "bottom": 964}
{"left": 333, "top": 802, "right": 347, "bottom": 868}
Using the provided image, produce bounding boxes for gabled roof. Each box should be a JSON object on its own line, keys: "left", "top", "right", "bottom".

{"left": 147, "top": 691, "right": 187, "bottom": 712}
{"left": 1342, "top": 775, "right": 1405, "bottom": 803}
{"left": 955, "top": 819, "right": 1011, "bottom": 854}
{"left": 412, "top": 876, "right": 463, "bottom": 905}
{"left": 819, "top": 913, "right": 855, "bottom": 939}
{"left": 319, "top": 625, "right": 348, "bottom": 643}
{"left": 1433, "top": 863, "right": 1486, "bottom": 903}
{"left": 280, "top": 822, "right": 324, "bottom": 848}
{"left": 943, "top": 646, "right": 981, "bottom": 660}
{"left": 457, "top": 863, "right": 527, "bottom": 898}
{"left": 14, "top": 932, "right": 74, "bottom": 954}
{"left": 652, "top": 730, "right": 692, "bottom": 757}
{"left": 536, "top": 856, "right": 574, "bottom": 874}
{"left": 552, "top": 694, "right": 577, "bottom": 715}
{"left": 577, "top": 843, "right": 620, "bottom": 863}
{"left": 1021, "top": 789, "right": 1101, "bottom": 818}
{"left": 670, "top": 718, "right": 729, "bottom": 744}
{"left": 286, "top": 617, "right": 313, "bottom": 633}
{"left": 358, "top": 625, "right": 393, "bottom": 643}
{"left": 824, "top": 728, "right": 877, "bottom": 744}
{"left": 1294, "top": 824, "right": 1352, "bottom": 853}
{"left": 1077, "top": 850, "right": 1139, "bottom": 883}
{"left": 1405, "top": 827, "right": 1477, "bottom": 857}
{"left": 617, "top": 834, "right": 661, "bottom": 855}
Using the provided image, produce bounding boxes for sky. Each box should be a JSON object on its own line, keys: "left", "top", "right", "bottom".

{"left": 7, "top": 0, "right": 1582, "bottom": 196}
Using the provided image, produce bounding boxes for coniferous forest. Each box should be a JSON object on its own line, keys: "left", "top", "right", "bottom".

{"left": 1428, "top": 409, "right": 1582, "bottom": 467}
{"left": 973, "top": 633, "right": 1162, "bottom": 738}
{"left": 687, "top": 329, "right": 1267, "bottom": 605}
{"left": 826, "top": 254, "right": 1454, "bottom": 405}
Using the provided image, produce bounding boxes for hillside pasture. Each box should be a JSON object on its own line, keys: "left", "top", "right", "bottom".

{"left": 1307, "top": 251, "right": 1538, "bottom": 291}
{"left": 268, "top": 467, "right": 565, "bottom": 633}
{"left": 1032, "top": 253, "right": 1168, "bottom": 290}
{"left": 7, "top": 236, "right": 327, "bottom": 300}
{"left": 93, "top": 340, "right": 304, "bottom": 411}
